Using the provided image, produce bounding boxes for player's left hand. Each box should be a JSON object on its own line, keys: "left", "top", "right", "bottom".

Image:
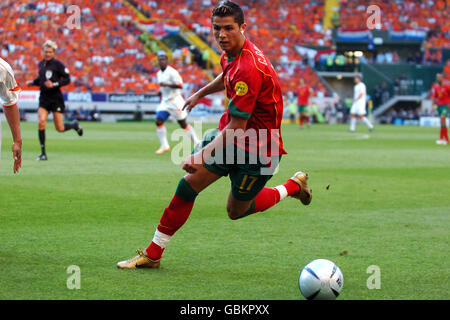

{"left": 182, "top": 151, "right": 204, "bottom": 174}
{"left": 12, "top": 141, "right": 22, "bottom": 174}
{"left": 44, "top": 80, "right": 53, "bottom": 88}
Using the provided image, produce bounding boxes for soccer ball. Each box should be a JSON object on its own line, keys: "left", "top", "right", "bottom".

{"left": 298, "top": 259, "right": 344, "bottom": 300}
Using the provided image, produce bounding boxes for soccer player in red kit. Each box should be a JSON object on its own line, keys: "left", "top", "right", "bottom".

{"left": 431, "top": 74, "right": 449, "bottom": 145}
{"left": 117, "top": 1, "right": 312, "bottom": 269}
{"left": 296, "top": 78, "right": 311, "bottom": 128}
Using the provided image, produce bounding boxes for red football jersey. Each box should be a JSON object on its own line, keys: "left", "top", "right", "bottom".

{"left": 432, "top": 83, "right": 450, "bottom": 105}
{"left": 297, "top": 85, "right": 310, "bottom": 105}
{"left": 218, "top": 38, "right": 286, "bottom": 156}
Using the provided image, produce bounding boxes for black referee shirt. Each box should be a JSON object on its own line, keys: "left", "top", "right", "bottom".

{"left": 32, "top": 58, "right": 70, "bottom": 96}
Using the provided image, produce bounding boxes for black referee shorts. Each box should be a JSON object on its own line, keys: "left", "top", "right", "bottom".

{"left": 39, "top": 95, "right": 66, "bottom": 113}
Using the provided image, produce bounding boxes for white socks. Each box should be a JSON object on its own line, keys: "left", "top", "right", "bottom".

{"left": 350, "top": 117, "right": 373, "bottom": 131}
{"left": 350, "top": 117, "right": 356, "bottom": 131}
{"left": 157, "top": 125, "right": 170, "bottom": 148}
{"left": 362, "top": 117, "right": 374, "bottom": 129}
{"left": 185, "top": 124, "right": 200, "bottom": 145}
{"left": 157, "top": 124, "right": 200, "bottom": 148}
{"left": 274, "top": 185, "right": 288, "bottom": 201}
{"left": 152, "top": 229, "right": 172, "bottom": 249}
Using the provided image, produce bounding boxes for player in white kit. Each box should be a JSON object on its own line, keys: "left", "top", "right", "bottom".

{"left": 0, "top": 57, "right": 22, "bottom": 173}
{"left": 154, "top": 51, "right": 199, "bottom": 154}
{"left": 349, "top": 75, "right": 374, "bottom": 132}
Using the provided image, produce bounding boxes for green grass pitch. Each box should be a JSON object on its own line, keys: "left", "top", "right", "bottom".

{"left": 0, "top": 120, "right": 449, "bottom": 300}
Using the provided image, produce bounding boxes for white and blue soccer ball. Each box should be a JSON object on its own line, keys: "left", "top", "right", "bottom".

{"left": 299, "top": 259, "right": 344, "bottom": 300}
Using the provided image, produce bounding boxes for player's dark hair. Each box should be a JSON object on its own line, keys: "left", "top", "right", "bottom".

{"left": 212, "top": 1, "right": 245, "bottom": 26}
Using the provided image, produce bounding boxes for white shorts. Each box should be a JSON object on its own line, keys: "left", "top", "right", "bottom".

{"left": 156, "top": 95, "right": 187, "bottom": 121}
{"left": 350, "top": 103, "right": 366, "bottom": 116}
{"left": 0, "top": 70, "right": 20, "bottom": 107}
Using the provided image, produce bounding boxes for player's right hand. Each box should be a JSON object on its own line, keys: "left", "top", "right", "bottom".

{"left": 182, "top": 151, "right": 203, "bottom": 174}
{"left": 183, "top": 93, "right": 201, "bottom": 112}
{"left": 12, "top": 141, "right": 22, "bottom": 174}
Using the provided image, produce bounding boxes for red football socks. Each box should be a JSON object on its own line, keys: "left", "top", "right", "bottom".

{"left": 252, "top": 179, "right": 300, "bottom": 214}
{"left": 252, "top": 187, "right": 281, "bottom": 213}
{"left": 146, "top": 194, "right": 195, "bottom": 260}
{"left": 443, "top": 128, "right": 449, "bottom": 142}
{"left": 283, "top": 179, "right": 301, "bottom": 196}
{"left": 146, "top": 178, "right": 198, "bottom": 260}
{"left": 157, "top": 194, "right": 195, "bottom": 236}
{"left": 146, "top": 242, "right": 164, "bottom": 260}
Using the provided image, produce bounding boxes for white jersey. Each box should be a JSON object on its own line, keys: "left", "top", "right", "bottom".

{"left": 0, "top": 57, "right": 20, "bottom": 107}
{"left": 0, "top": 57, "right": 21, "bottom": 154}
{"left": 351, "top": 82, "right": 367, "bottom": 115}
{"left": 157, "top": 65, "right": 183, "bottom": 102}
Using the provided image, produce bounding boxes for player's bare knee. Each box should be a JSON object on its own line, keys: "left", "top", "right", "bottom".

{"left": 38, "top": 121, "right": 46, "bottom": 130}
{"left": 178, "top": 120, "right": 188, "bottom": 129}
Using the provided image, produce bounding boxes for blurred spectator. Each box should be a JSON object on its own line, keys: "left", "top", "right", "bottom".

{"left": 134, "top": 104, "right": 143, "bottom": 121}
{"left": 392, "top": 51, "right": 400, "bottom": 63}
{"left": 334, "top": 97, "right": 346, "bottom": 123}
{"left": 376, "top": 52, "right": 385, "bottom": 64}
{"left": 399, "top": 74, "right": 408, "bottom": 95}
{"left": 19, "top": 109, "right": 27, "bottom": 121}
{"left": 415, "top": 51, "right": 423, "bottom": 64}
{"left": 444, "top": 59, "right": 450, "bottom": 81}
{"left": 323, "top": 102, "right": 334, "bottom": 124}
{"left": 89, "top": 106, "right": 102, "bottom": 121}
{"left": 385, "top": 51, "right": 393, "bottom": 64}
{"left": 64, "top": 108, "right": 76, "bottom": 122}
{"left": 372, "top": 85, "right": 382, "bottom": 108}
{"left": 75, "top": 107, "right": 88, "bottom": 121}
{"left": 406, "top": 53, "right": 415, "bottom": 64}
{"left": 381, "top": 81, "right": 390, "bottom": 104}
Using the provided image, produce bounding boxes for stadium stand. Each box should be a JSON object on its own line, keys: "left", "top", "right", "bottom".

{"left": 128, "top": 0, "right": 331, "bottom": 96}
{"left": 0, "top": 0, "right": 211, "bottom": 94}
{"left": 0, "top": 0, "right": 447, "bottom": 99}
{"left": 338, "top": 0, "right": 449, "bottom": 49}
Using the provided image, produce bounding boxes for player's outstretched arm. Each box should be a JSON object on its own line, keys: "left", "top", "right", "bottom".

{"left": 26, "top": 77, "right": 39, "bottom": 86}
{"left": 3, "top": 104, "right": 22, "bottom": 173}
{"left": 183, "top": 73, "right": 224, "bottom": 112}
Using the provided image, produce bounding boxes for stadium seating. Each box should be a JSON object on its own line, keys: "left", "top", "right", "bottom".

{"left": 1, "top": 0, "right": 446, "bottom": 96}
{"left": 338, "top": 0, "right": 449, "bottom": 49}
{"left": 0, "top": 0, "right": 211, "bottom": 94}
{"left": 130, "top": 0, "right": 330, "bottom": 96}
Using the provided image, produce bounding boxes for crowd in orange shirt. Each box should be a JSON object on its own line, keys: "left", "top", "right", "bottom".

{"left": 0, "top": 0, "right": 211, "bottom": 94}
{"left": 339, "top": 0, "right": 449, "bottom": 49}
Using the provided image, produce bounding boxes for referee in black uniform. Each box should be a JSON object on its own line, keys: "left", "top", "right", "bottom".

{"left": 27, "top": 40, "right": 83, "bottom": 161}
